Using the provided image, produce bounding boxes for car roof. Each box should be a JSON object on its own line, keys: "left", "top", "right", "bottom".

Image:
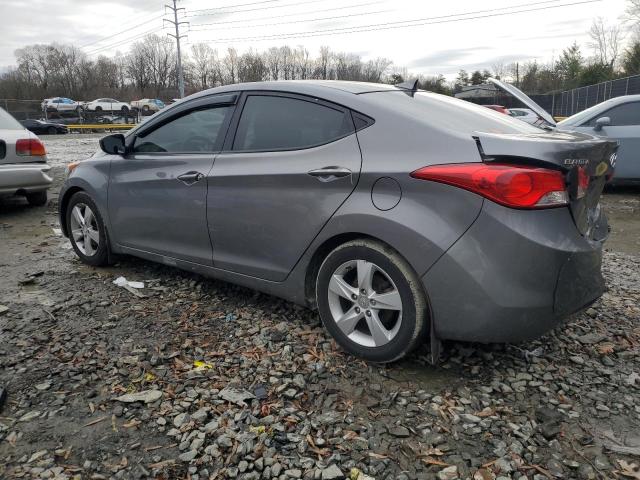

{"left": 189, "top": 80, "right": 397, "bottom": 99}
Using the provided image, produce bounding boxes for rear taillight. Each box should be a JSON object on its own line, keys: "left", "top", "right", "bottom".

{"left": 576, "top": 166, "right": 590, "bottom": 199}
{"left": 411, "top": 163, "right": 568, "bottom": 209}
{"left": 16, "top": 138, "right": 46, "bottom": 156}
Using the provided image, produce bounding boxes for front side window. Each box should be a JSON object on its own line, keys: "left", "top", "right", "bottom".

{"left": 133, "top": 106, "right": 231, "bottom": 153}
{"left": 585, "top": 102, "right": 640, "bottom": 126}
{"left": 233, "top": 95, "right": 353, "bottom": 152}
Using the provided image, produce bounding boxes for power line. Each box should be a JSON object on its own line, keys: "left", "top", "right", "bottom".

{"left": 189, "top": 9, "right": 391, "bottom": 32}
{"left": 188, "top": 1, "right": 383, "bottom": 28}
{"left": 195, "top": 0, "right": 602, "bottom": 44}
{"left": 85, "top": 26, "right": 165, "bottom": 56}
{"left": 185, "top": 0, "right": 321, "bottom": 18}
{"left": 188, "top": 0, "right": 284, "bottom": 15}
{"left": 80, "top": 13, "right": 165, "bottom": 49}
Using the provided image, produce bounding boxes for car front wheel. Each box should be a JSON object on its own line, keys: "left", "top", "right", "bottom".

{"left": 316, "top": 239, "right": 428, "bottom": 363}
{"left": 66, "top": 192, "right": 109, "bottom": 266}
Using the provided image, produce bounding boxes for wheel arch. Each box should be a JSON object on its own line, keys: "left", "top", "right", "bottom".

{"left": 304, "top": 232, "right": 425, "bottom": 309}
{"left": 59, "top": 186, "right": 85, "bottom": 237}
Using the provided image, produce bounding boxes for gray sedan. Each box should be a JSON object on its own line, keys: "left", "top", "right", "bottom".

{"left": 59, "top": 80, "right": 616, "bottom": 362}
{"left": 0, "top": 107, "right": 52, "bottom": 206}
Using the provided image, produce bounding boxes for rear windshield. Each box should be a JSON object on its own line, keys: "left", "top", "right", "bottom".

{"left": 0, "top": 107, "right": 23, "bottom": 130}
{"left": 365, "top": 91, "right": 543, "bottom": 135}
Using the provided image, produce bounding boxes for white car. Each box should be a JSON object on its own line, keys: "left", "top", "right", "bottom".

{"left": 42, "top": 97, "right": 83, "bottom": 113}
{"left": 508, "top": 108, "right": 541, "bottom": 125}
{"left": 0, "top": 107, "right": 52, "bottom": 206}
{"left": 84, "top": 98, "right": 131, "bottom": 113}
{"left": 130, "top": 98, "right": 165, "bottom": 112}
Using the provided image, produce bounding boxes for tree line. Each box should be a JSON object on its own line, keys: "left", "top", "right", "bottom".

{"left": 0, "top": 39, "right": 395, "bottom": 101}
{"left": 2, "top": 2, "right": 640, "bottom": 102}
{"left": 453, "top": 9, "right": 640, "bottom": 94}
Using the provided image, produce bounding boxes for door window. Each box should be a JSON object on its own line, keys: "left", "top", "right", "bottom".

{"left": 133, "top": 106, "right": 231, "bottom": 153}
{"left": 232, "top": 95, "right": 353, "bottom": 151}
{"left": 586, "top": 102, "right": 640, "bottom": 126}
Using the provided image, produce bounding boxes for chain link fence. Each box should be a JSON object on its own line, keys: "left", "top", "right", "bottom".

{"left": 552, "top": 75, "right": 640, "bottom": 117}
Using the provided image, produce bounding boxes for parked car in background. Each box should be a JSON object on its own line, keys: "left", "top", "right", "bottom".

{"left": 84, "top": 98, "right": 131, "bottom": 113}
{"left": 483, "top": 104, "right": 510, "bottom": 114}
{"left": 508, "top": 108, "right": 541, "bottom": 125}
{"left": 557, "top": 95, "right": 640, "bottom": 184}
{"left": 0, "top": 107, "right": 51, "bottom": 206}
{"left": 130, "top": 98, "right": 165, "bottom": 112}
{"left": 60, "top": 80, "right": 616, "bottom": 363}
{"left": 42, "top": 97, "right": 83, "bottom": 113}
{"left": 489, "top": 78, "right": 639, "bottom": 184}
{"left": 20, "top": 119, "right": 69, "bottom": 135}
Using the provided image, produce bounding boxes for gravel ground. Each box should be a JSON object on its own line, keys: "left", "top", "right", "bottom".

{"left": 0, "top": 134, "right": 639, "bottom": 480}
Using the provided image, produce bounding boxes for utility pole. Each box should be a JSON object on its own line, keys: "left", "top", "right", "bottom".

{"left": 165, "top": 0, "right": 188, "bottom": 98}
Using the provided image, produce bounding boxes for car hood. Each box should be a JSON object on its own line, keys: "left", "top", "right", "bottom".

{"left": 488, "top": 78, "right": 557, "bottom": 128}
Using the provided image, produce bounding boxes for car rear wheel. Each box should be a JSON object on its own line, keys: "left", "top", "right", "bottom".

{"left": 47, "top": 126, "right": 57, "bottom": 135}
{"left": 26, "top": 191, "right": 47, "bottom": 206}
{"left": 94, "top": 106, "right": 102, "bottom": 112}
{"left": 142, "top": 105, "right": 150, "bottom": 112}
{"left": 316, "top": 239, "right": 428, "bottom": 363}
{"left": 66, "top": 192, "right": 109, "bottom": 266}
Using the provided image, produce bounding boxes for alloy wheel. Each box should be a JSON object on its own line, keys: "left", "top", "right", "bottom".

{"left": 70, "top": 203, "right": 100, "bottom": 256}
{"left": 326, "top": 259, "right": 403, "bottom": 348}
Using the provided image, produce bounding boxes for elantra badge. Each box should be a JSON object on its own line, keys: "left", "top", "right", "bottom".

{"left": 563, "top": 158, "right": 589, "bottom": 166}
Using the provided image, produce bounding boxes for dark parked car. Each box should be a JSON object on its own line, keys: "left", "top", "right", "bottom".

{"left": 59, "top": 80, "right": 617, "bottom": 363}
{"left": 20, "top": 119, "right": 68, "bottom": 135}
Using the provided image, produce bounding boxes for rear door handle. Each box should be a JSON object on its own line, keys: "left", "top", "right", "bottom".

{"left": 177, "top": 171, "right": 204, "bottom": 185}
{"left": 307, "top": 166, "right": 352, "bottom": 182}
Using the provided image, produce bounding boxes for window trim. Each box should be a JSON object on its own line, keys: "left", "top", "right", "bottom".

{"left": 224, "top": 91, "right": 356, "bottom": 154}
{"left": 578, "top": 101, "right": 640, "bottom": 127}
{"left": 126, "top": 93, "right": 238, "bottom": 156}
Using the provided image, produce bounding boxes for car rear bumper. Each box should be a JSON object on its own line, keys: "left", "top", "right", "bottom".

{"left": 422, "top": 201, "right": 607, "bottom": 343}
{"left": 0, "top": 163, "right": 53, "bottom": 195}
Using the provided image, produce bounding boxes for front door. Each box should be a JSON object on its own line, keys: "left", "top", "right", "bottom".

{"left": 208, "top": 92, "right": 362, "bottom": 281}
{"left": 573, "top": 101, "right": 640, "bottom": 181}
{"left": 108, "top": 101, "right": 235, "bottom": 265}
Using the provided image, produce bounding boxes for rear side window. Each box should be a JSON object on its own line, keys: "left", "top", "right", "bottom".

{"left": 233, "top": 95, "right": 353, "bottom": 151}
{"left": 585, "top": 102, "right": 640, "bottom": 126}
{"left": 133, "top": 106, "right": 232, "bottom": 153}
{"left": 0, "top": 107, "right": 23, "bottom": 130}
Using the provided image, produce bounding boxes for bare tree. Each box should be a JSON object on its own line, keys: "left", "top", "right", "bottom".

{"left": 589, "top": 17, "right": 624, "bottom": 68}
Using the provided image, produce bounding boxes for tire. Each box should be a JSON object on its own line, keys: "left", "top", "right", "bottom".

{"left": 95, "top": 106, "right": 102, "bottom": 112}
{"left": 26, "top": 191, "right": 47, "bottom": 206}
{"left": 121, "top": 106, "right": 129, "bottom": 113}
{"left": 142, "top": 105, "right": 150, "bottom": 112}
{"left": 65, "top": 192, "right": 109, "bottom": 267}
{"left": 316, "top": 239, "right": 428, "bottom": 363}
{"left": 47, "top": 126, "right": 57, "bottom": 135}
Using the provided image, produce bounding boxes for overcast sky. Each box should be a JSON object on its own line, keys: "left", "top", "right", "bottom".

{"left": 0, "top": 0, "right": 629, "bottom": 79}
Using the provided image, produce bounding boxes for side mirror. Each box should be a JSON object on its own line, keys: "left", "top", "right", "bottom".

{"left": 594, "top": 116, "right": 611, "bottom": 132}
{"left": 99, "top": 133, "right": 126, "bottom": 155}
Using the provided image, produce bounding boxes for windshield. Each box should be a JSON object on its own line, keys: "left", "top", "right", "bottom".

{"left": 0, "top": 107, "right": 24, "bottom": 130}
{"left": 557, "top": 98, "right": 619, "bottom": 127}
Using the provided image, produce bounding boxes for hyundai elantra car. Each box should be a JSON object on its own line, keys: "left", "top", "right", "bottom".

{"left": 59, "top": 80, "right": 617, "bottom": 363}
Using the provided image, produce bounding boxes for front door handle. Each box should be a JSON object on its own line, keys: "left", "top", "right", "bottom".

{"left": 307, "top": 166, "right": 352, "bottom": 183}
{"left": 177, "top": 171, "right": 204, "bottom": 186}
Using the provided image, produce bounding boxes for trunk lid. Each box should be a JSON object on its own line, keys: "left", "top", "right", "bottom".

{"left": 474, "top": 129, "right": 618, "bottom": 239}
{"left": 487, "top": 77, "right": 557, "bottom": 128}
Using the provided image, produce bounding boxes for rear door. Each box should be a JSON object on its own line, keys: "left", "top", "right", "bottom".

{"left": 569, "top": 101, "right": 640, "bottom": 181}
{"left": 208, "top": 92, "right": 362, "bottom": 281}
{"left": 108, "top": 94, "right": 236, "bottom": 265}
